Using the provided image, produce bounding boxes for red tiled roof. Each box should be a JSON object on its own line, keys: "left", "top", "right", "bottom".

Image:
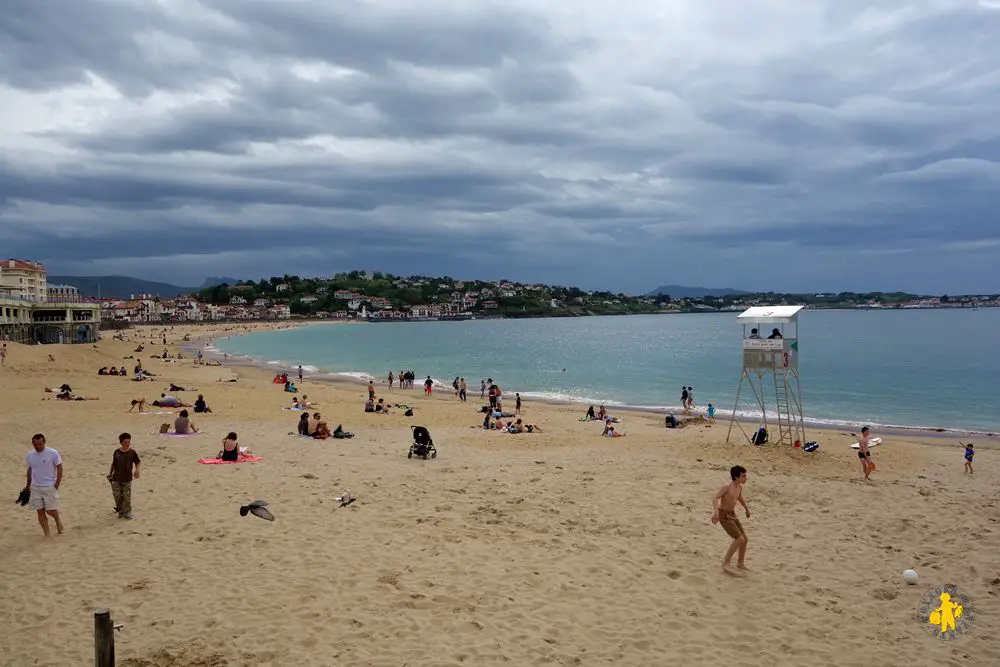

{"left": 5, "top": 259, "right": 46, "bottom": 271}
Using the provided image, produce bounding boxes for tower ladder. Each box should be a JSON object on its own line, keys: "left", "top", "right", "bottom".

{"left": 773, "top": 372, "right": 793, "bottom": 446}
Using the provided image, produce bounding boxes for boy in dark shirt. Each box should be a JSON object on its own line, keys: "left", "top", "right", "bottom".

{"left": 108, "top": 432, "right": 141, "bottom": 520}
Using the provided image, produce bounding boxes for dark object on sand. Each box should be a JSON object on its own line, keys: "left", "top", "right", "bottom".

{"left": 409, "top": 425, "right": 437, "bottom": 460}
{"left": 337, "top": 491, "right": 356, "bottom": 508}
{"left": 239, "top": 500, "right": 275, "bottom": 521}
{"left": 16, "top": 488, "right": 30, "bottom": 506}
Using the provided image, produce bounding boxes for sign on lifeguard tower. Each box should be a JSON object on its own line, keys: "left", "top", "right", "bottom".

{"left": 727, "top": 305, "right": 806, "bottom": 448}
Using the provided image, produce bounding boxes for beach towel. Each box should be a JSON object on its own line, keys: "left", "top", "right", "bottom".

{"left": 139, "top": 411, "right": 176, "bottom": 415}
{"left": 198, "top": 455, "right": 263, "bottom": 464}
{"left": 283, "top": 407, "right": 308, "bottom": 411}
{"left": 160, "top": 432, "right": 202, "bottom": 437}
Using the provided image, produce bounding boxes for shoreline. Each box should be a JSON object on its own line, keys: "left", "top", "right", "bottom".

{"left": 192, "top": 322, "right": 998, "bottom": 442}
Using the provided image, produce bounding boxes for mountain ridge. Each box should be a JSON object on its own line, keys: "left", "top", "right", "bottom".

{"left": 47, "top": 275, "right": 198, "bottom": 298}
{"left": 645, "top": 285, "right": 750, "bottom": 298}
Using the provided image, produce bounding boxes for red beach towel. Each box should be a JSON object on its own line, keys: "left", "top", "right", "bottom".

{"left": 197, "top": 455, "right": 263, "bottom": 465}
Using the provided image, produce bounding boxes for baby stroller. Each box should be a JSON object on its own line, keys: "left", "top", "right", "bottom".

{"left": 409, "top": 425, "right": 437, "bottom": 459}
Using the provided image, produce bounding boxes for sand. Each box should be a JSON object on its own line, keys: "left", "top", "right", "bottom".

{"left": 1, "top": 322, "right": 998, "bottom": 667}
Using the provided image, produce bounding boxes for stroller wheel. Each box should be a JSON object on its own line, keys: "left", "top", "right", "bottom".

{"left": 423, "top": 452, "right": 429, "bottom": 459}
{"left": 407, "top": 451, "right": 413, "bottom": 459}
{"left": 430, "top": 450, "right": 437, "bottom": 459}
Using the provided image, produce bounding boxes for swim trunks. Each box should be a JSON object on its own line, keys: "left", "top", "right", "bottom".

{"left": 718, "top": 510, "right": 745, "bottom": 540}
{"left": 857, "top": 450, "right": 870, "bottom": 459}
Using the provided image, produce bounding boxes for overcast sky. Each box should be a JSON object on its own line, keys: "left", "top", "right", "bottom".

{"left": 3, "top": 0, "right": 1000, "bottom": 294}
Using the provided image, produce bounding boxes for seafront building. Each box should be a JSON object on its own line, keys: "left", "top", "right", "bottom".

{"left": 0, "top": 259, "right": 101, "bottom": 344}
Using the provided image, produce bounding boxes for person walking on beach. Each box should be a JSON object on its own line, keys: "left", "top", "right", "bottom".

{"left": 707, "top": 403, "right": 716, "bottom": 423}
{"left": 459, "top": 378, "right": 467, "bottom": 402}
{"left": 711, "top": 465, "right": 750, "bottom": 574}
{"left": 480, "top": 379, "right": 486, "bottom": 399}
{"left": 515, "top": 393, "right": 522, "bottom": 415}
{"left": 24, "top": 434, "right": 64, "bottom": 536}
{"left": 857, "top": 426, "right": 875, "bottom": 481}
{"left": 681, "top": 386, "right": 690, "bottom": 414}
{"left": 963, "top": 442, "right": 974, "bottom": 474}
{"left": 108, "top": 432, "right": 141, "bottom": 520}
{"left": 1, "top": 342, "right": 6, "bottom": 366}
{"left": 298, "top": 365, "right": 303, "bottom": 383}
{"left": 424, "top": 376, "right": 433, "bottom": 396}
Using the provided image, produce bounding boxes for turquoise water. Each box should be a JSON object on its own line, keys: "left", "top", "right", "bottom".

{"left": 214, "top": 309, "right": 1000, "bottom": 433}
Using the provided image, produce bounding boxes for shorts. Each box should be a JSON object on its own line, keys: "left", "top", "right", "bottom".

{"left": 858, "top": 450, "right": 871, "bottom": 459}
{"left": 29, "top": 485, "right": 59, "bottom": 511}
{"left": 719, "top": 511, "right": 745, "bottom": 540}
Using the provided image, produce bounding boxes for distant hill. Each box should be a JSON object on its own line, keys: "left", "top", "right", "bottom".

{"left": 47, "top": 276, "right": 197, "bottom": 299}
{"left": 646, "top": 285, "right": 750, "bottom": 299}
{"left": 201, "top": 276, "right": 240, "bottom": 288}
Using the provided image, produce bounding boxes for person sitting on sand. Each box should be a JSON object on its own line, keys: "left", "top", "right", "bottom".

{"left": 298, "top": 412, "right": 311, "bottom": 436}
{"left": 364, "top": 397, "right": 375, "bottom": 413}
{"left": 168, "top": 383, "right": 188, "bottom": 392}
{"left": 98, "top": 367, "right": 108, "bottom": 375}
{"left": 602, "top": 419, "right": 625, "bottom": 437}
{"left": 129, "top": 398, "right": 147, "bottom": 413}
{"left": 508, "top": 418, "right": 525, "bottom": 434}
{"left": 596, "top": 406, "right": 607, "bottom": 421}
{"left": 219, "top": 432, "right": 240, "bottom": 462}
{"left": 174, "top": 410, "right": 197, "bottom": 435}
{"left": 525, "top": 423, "right": 543, "bottom": 433}
{"left": 314, "top": 421, "right": 331, "bottom": 439}
{"left": 307, "top": 412, "right": 323, "bottom": 435}
{"left": 375, "top": 398, "right": 390, "bottom": 414}
{"left": 584, "top": 405, "right": 596, "bottom": 421}
{"left": 194, "top": 394, "right": 211, "bottom": 413}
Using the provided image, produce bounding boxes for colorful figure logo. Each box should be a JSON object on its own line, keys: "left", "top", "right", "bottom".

{"left": 917, "top": 586, "right": 975, "bottom": 640}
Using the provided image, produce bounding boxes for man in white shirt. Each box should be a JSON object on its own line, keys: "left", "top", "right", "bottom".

{"left": 24, "top": 433, "right": 64, "bottom": 536}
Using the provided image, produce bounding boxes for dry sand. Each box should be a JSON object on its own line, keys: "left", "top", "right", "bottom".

{"left": 1, "top": 322, "right": 998, "bottom": 667}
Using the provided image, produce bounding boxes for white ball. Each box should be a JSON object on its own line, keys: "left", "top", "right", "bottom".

{"left": 902, "top": 569, "right": 919, "bottom": 585}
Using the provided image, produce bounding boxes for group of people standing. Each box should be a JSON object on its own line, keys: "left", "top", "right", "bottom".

{"left": 22, "top": 431, "right": 141, "bottom": 534}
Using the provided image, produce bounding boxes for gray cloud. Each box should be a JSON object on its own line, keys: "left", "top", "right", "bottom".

{"left": 3, "top": 0, "right": 1000, "bottom": 294}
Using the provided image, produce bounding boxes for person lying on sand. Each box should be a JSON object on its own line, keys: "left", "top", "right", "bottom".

{"left": 56, "top": 391, "right": 98, "bottom": 401}
{"left": 129, "top": 398, "right": 147, "bottom": 413}
{"left": 711, "top": 465, "right": 750, "bottom": 575}
{"left": 155, "top": 393, "right": 190, "bottom": 408}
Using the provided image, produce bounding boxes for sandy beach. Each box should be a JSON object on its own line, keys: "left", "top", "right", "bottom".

{"left": 1, "top": 322, "right": 997, "bottom": 667}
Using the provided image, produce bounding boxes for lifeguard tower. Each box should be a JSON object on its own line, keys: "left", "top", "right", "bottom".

{"left": 726, "top": 305, "right": 806, "bottom": 447}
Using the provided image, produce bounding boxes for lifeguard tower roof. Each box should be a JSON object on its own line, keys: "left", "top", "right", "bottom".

{"left": 736, "top": 305, "right": 804, "bottom": 324}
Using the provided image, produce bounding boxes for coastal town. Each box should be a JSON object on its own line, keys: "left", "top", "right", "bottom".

{"left": 2, "top": 261, "right": 998, "bottom": 333}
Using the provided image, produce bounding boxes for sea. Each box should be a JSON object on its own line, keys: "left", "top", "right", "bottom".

{"left": 212, "top": 309, "right": 1000, "bottom": 434}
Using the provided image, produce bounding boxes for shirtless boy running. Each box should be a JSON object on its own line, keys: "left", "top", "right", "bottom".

{"left": 711, "top": 465, "right": 750, "bottom": 574}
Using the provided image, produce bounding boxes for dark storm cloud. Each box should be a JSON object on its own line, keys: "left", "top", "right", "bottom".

{"left": 3, "top": 0, "right": 1000, "bottom": 293}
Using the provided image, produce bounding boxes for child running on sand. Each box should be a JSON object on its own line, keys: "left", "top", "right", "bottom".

{"left": 711, "top": 465, "right": 750, "bottom": 574}
{"left": 964, "top": 442, "right": 974, "bottom": 474}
